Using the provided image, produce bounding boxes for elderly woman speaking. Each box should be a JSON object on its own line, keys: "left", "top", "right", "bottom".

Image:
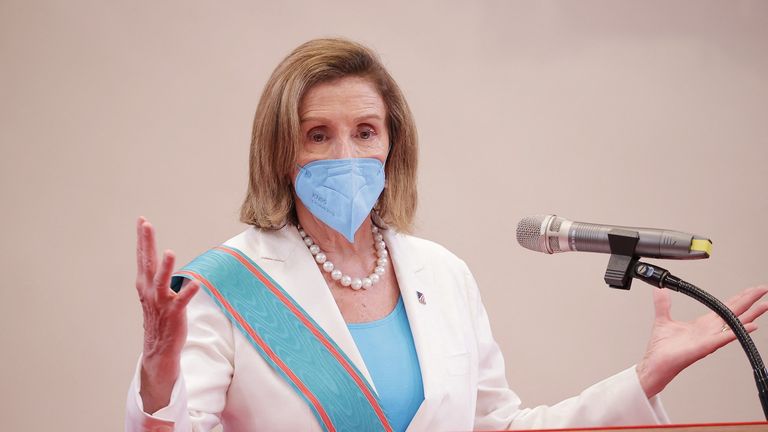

{"left": 126, "top": 39, "right": 768, "bottom": 432}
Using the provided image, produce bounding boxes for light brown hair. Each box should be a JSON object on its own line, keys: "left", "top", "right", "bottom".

{"left": 240, "top": 38, "right": 418, "bottom": 232}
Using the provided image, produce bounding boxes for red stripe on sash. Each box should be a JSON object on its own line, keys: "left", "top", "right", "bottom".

{"left": 175, "top": 270, "right": 336, "bottom": 432}
{"left": 214, "top": 246, "right": 393, "bottom": 432}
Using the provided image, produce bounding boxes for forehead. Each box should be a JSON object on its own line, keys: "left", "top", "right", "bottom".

{"left": 299, "top": 76, "right": 386, "bottom": 121}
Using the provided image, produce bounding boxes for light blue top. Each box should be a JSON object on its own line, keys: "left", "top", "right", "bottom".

{"left": 347, "top": 296, "right": 424, "bottom": 432}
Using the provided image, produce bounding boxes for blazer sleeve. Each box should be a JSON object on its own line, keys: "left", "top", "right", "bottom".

{"left": 462, "top": 265, "right": 671, "bottom": 430}
{"left": 125, "top": 288, "right": 235, "bottom": 432}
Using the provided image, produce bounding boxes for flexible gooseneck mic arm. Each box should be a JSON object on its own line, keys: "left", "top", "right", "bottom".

{"left": 633, "top": 261, "right": 768, "bottom": 420}
{"left": 603, "top": 230, "right": 768, "bottom": 420}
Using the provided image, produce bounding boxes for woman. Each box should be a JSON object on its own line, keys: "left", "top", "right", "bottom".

{"left": 126, "top": 38, "right": 768, "bottom": 431}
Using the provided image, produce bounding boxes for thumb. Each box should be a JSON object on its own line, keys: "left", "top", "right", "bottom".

{"left": 175, "top": 280, "right": 201, "bottom": 309}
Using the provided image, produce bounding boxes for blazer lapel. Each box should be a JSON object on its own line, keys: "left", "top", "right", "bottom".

{"left": 384, "top": 231, "right": 449, "bottom": 431}
{"left": 226, "top": 226, "right": 377, "bottom": 392}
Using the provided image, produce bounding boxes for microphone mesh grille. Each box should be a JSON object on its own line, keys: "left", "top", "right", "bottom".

{"left": 516, "top": 215, "right": 546, "bottom": 252}
{"left": 549, "top": 236, "right": 561, "bottom": 252}
{"left": 550, "top": 218, "right": 562, "bottom": 232}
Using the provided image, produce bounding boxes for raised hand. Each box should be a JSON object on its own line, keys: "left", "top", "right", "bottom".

{"left": 135, "top": 217, "right": 200, "bottom": 413}
{"left": 637, "top": 284, "right": 768, "bottom": 398}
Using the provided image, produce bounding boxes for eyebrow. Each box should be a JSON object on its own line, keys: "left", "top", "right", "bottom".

{"left": 300, "top": 114, "right": 385, "bottom": 124}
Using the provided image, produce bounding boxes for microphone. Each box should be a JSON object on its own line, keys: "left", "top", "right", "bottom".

{"left": 516, "top": 214, "right": 712, "bottom": 260}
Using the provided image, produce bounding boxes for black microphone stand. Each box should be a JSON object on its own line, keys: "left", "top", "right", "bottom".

{"left": 602, "top": 229, "right": 768, "bottom": 420}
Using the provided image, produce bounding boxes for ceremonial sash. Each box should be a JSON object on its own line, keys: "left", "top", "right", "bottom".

{"left": 170, "top": 245, "right": 393, "bottom": 432}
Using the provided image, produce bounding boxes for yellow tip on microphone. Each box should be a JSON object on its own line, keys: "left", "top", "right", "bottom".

{"left": 690, "top": 239, "right": 713, "bottom": 257}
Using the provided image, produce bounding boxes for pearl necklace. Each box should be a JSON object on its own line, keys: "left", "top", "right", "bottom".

{"left": 298, "top": 224, "right": 389, "bottom": 290}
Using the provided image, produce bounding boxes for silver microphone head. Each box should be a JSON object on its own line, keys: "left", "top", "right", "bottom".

{"left": 516, "top": 215, "right": 551, "bottom": 253}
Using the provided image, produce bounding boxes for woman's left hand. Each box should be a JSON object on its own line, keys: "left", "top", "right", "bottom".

{"left": 637, "top": 284, "right": 768, "bottom": 398}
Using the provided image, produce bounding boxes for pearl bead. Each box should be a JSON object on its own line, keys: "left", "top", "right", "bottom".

{"left": 309, "top": 244, "right": 320, "bottom": 255}
{"left": 331, "top": 269, "right": 342, "bottom": 280}
{"left": 376, "top": 257, "right": 388, "bottom": 267}
{"left": 322, "top": 261, "right": 334, "bottom": 272}
{"left": 375, "top": 241, "right": 386, "bottom": 251}
{"left": 340, "top": 276, "right": 352, "bottom": 287}
{"left": 299, "top": 229, "right": 306, "bottom": 237}
{"left": 351, "top": 278, "right": 363, "bottom": 290}
{"left": 304, "top": 237, "right": 314, "bottom": 246}
{"left": 374, "top": 233, "right": 383, "bottom": 242}
{"left": 374, "top": 266, "right": 385, "bottom": 276}
{"left": 362, "top": 278, "right": 372, "bottom": 289}
{"left": 369, "top": 273, "right": 380, "bottom": 284}
{"left": 315, "top": 252, "right": 326, "bottom": 264}
{"left": 376, "top": 249, "right": 388, "bottom": 258}
{"left": 372, "top": 226, "right": 379, "bottom": 233}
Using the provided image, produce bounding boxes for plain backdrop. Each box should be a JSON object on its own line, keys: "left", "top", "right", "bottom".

{"left": 1, "top": 1, "right": 767, "bottom": 430}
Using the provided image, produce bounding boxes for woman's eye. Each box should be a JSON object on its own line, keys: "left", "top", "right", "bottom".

{"left": 309, "top": 131, "right": 326, "bottom": 143}
{"left": 357, "top": 127, "right": 376, "bottom": 140}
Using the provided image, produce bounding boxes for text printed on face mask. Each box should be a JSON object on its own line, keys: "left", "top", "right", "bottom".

{"left": 312, "top": 192, "right": 335, "bottom": 216}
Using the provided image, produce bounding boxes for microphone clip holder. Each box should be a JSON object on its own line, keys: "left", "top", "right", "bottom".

{"left": 603, "top": 229, "right": 641, "bottom": 290}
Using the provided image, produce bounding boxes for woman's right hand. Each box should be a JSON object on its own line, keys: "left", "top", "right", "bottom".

{"left": 135, "top": 217, "right": 200, "bottom": 414}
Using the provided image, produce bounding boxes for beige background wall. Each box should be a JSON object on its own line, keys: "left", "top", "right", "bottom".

{"left": 2, "top": 0, "right": 767, "bottom": 430}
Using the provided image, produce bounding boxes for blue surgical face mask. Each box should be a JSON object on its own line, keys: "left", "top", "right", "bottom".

{"left": 294, "top": 158, "right": 385, "bottom": 243}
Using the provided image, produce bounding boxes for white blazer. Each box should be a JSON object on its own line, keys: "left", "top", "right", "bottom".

{"left": 126, "top": 225, "right": 670, "bottom": 432}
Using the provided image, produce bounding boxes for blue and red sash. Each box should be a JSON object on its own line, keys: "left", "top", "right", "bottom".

{"left": 171, "top": 245, "right": 393, "bottom": 432}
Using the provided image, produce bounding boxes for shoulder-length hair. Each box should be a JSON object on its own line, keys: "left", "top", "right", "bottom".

{"left": 239, "top": 38, "right": 418, "bottom": 233}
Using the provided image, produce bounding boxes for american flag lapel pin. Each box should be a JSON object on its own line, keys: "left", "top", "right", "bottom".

{"left": 417, "top": 291, "right": 426, "bottom": 305}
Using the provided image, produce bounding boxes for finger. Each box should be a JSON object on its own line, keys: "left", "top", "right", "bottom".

{"left": 175, "top": 280, "right": 200, "bottom": 309}
{"left": 153, "top": 250, "right": 176, "bottom": 300}
{"left": 653, "top": 288, "right": 672, "bottom": 321}
{"left": 136, "top": 216, "right": 147, "bottom": 278}
{"left": 142, "top": 221, "right": 159, "bottom": 280}
{"left": 738, "top": 301, "right": 768, "bottom": 326}
{"left": 707, "top": 322, "right": 758, "bottom": 352}
{"left": 725, "top": 285, "right": 768, "bottom": 317}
